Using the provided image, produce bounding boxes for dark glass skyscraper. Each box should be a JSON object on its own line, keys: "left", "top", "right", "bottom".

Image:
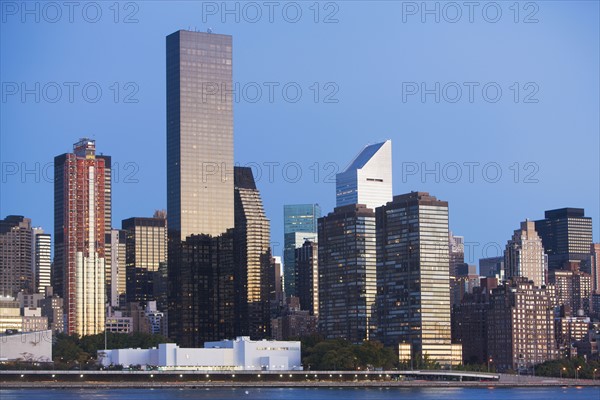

{"left": 166, "top": 30, "right": 234, "bottom": 239}
{"left": 122, "top": 217, "right": 167, "bottom": 305}
{"left": 318, "top": 204, "right": 377, "bottom": 342}
{"left": 166, "top": 30, "right": 234, "bottom": 346}
{"left": 283, "top": 204, "right": 320, "bottom": 296}
{"left": 535, "top": 208, "right": 593, "bottom": 271}
{"left": 376, "top": 192, "right": 459, "bottom": 365}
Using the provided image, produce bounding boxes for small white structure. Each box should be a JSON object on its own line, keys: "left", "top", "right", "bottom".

{"left": 0, "top": 330, "right": 52, "bottom": 363}
{"left": 98, "top": 336, "right": 302, "bottom": 371}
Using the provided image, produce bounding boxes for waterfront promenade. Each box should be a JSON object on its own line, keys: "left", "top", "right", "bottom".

{"left": 1, "top": 370, "right": 598, "bottom": 388}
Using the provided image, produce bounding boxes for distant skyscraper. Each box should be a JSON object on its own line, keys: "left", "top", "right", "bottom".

{"left": 34, "top": 230, "right": 51, "bottom": 295}
{"left": 110, "top": 229, "right": 127, "bottom": 308}
{"left": 336, "top": 140, "right": 392, "bottom": 210}
{"left": 504, "top": 220, "right": 546, "bottom": 287}
{"left": 448, "top": 233, "right": 465, "bottom": 278}
{"left": 233, "top": 166, "right": 272, "bottom": 339}
{"left": 0, "top": 216, "right": 34, "bottom": 297}
{"left": 591, "top": 243, "right": 600, "bottom": 294}
{"left": 166, "top": 30, "right": 234, "bottom": 346}
{"left": 318, "top": 204, "right": 376, "bottom": 342}
{"left": 283, "top": 204, "right": 321, "bottom": 296}
{"left": 376, "top": 192, "right": 460, "bottom": 365}
{"left": 295, "top": 240, "right": 319, "bottom": 317}
{"left": 479, "top": 256, "right": 504, "bottom": 279}
{"left": 54, "top": 138, "right": 110, "bottom": 335}
{"left": 123, "top": 217, "right": 167, "bottom": 304}
{"left": 535, "top": 208, "right": 593, "bottom": 271}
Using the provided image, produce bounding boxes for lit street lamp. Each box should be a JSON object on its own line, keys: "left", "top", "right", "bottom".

{"left": 575, "top": 366, "right": 581, "bottom": 382}
{"left": 593, "top": 368, "right": 597, "bottom": 381}
{"left": 487, "top": 357, "right": 493, "bottom": 373}
{"left": 560, "top": 367, "right": 566, "bottom": 379}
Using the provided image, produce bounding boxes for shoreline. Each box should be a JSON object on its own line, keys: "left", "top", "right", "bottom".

{"left": 2, "top": 380, "right": 599, "bottom": 389}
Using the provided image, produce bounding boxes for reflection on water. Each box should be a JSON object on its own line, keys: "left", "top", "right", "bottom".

{"left": 0, "top": 387, "right": 597, "bottom": 400}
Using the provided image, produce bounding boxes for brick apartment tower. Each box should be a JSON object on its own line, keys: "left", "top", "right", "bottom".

{"left": 54, "top": 138, "right": 110, "bottom": 335}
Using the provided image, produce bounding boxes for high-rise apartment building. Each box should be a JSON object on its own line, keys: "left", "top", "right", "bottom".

{"left": 233, "top": 166, "right": 272, "bottom": 339}
{"left": 335, "top": 140, "right": 392, "bottom": 210}
{"left": 166, "top": 30, "right": 234, "bottom": 346}
{"left": 504, "top": 220, "right": 547, "bottom": 287}
{"left": 448, "top": 233, "right": 465, "bottom": 278}
{"left": 318, "top": 204, "right": 376, "bottom": 342}
{"left": 0, "top": 216, "right": 34, "bottom": 297}
{"left": 283, "top": 204, "right": 320, "bottom": 296}
{"left": 549, "top": 262, "right": 592, "bottom": 316}
{"left": 487, "top": 279, "right": 557, "bottom": 372}
{"left": 34, "top": 230, "right": 51, "bottom": 295}
{"left": 110, "top": 229, "right": 127, "bottom": 307}
{"left": 123, "top": 217, "right": 167, "bottom": 304}
{"left": 54, "top": 138, "right": 110, "bottom": 335}
{"left": 376, "top": 192, "right": 460, "bottom": 365}
{"left": 535, "top": 208, "right": 593, "bottom": 271}
{"left": 295, "top": 240, "right": 318, "bottom": 316}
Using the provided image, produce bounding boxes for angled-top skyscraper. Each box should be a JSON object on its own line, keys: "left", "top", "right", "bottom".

{"left": 167, "top": 30, "right": 234, "bottom": 240}
{"left": 335, "top": 140, "right": 392, "bottom": 211}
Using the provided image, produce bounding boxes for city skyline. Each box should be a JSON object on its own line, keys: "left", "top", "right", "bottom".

{"left": 1, "top": 3, "right": 598, "bottom": 264}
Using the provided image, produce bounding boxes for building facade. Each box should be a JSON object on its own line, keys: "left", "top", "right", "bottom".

{"left": 54, "top": 138, "right": 110, "bottom": 335}
{"left": 318, "top": 204, "right": 376, "bottom": 342}
{"left": 295, "top": 240, "right": 319, "bottom": 317}
{"left": 123, "top": 217, "right": 167, "bottom": 304}
{"left": 504, "top": 220, "right": 547, "bottom": 288}
{"left": 535, "top": 208, "right": 593, "bottom": 272}
{"left": 99, "top": 336, "right": 302, "bottom": 371}
{"left": 283, "top": 204, "right": 320, "bottom": 297}
{"left": 233, "top": 166, "right": 272, "bottom": 339}
{"left": 487, "top": 279, "right": 556, "bottom": 372}
{"left": 0, "top": 216, "right": 34, "bottom": 297}
{"left": 335, "top": 140, "right": 392, "bottom": 211}
{"left": 376, "top": 192, "right": 458, "bottom": 365}
{"left": 166, "top": 30, "right": 234, "bottom": 347}
{"left": 110, "top": 229, "right": 127, "bottom": 307}
{"left": 34, "top": 231, "right": 51, "bottom": 295}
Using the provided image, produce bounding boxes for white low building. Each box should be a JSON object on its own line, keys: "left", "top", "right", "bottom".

{"left": 98, "top": 336, "right": 302, "bottom": 371}
{"left": 0, "top": 330, "right": 52, "bottom": 363}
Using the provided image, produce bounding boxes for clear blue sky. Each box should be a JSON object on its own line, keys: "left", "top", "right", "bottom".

{"left": 1, "top": 1, "right": 599, "bottom": 265}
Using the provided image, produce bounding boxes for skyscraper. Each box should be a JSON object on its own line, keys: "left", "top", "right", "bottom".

{"left": 0, "top": 216, "right": 34, "bottom": 297}
{"left": 110, "top": 229, "right": 126, "bottom": 308}
{"left": 504, "top": 220, "right": 546, "bottom": 287}
{"left": 376, "top": 192, "right": 460, "bottom": 365}
{"left": 54, "top": 138, "right": 110, "bottom": 335}
{"left": 335, "top": 140, "right": 392, "bottom": 210}
{"left": 34, "top": 230, "right": 51, "bottom": 295}
{"left": 295, "top": 240, "right": 319, "bottom": 317}
{"left": 233, "top": 166, "right": 272, "bottom": 338}
{"left": 591, "top": 243, "right": 600, "bottom": 294}
{"left": 166, "top": 30, "right": 234, "bottom": 240}
{"left": 166, "top": 30, "right": 234, "bottom": 346}
{"left": 123, "top": 217, "right": 167, "bottom": 304}
{"left": 283, "top": 204, "right": 321, "bottom": 296}
{"left": 318, "top": 204, "right": 377, "bottom": 342}
{"left": 535, "top": 208, "right": 593, "bottom": 271}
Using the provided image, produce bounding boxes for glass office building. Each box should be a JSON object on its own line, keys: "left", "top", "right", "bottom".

{"left": 283, "top": 204, "right": 321, "bottom": 296}
{"left": 376, "top": 192, "right": 460, "bottom": 365}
